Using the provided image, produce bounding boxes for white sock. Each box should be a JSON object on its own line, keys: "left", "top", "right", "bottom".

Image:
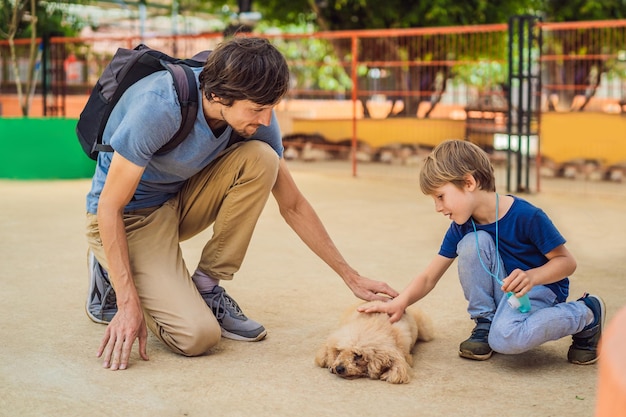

{"left": 192, "top": 269, "right": 220, "bottom": 293}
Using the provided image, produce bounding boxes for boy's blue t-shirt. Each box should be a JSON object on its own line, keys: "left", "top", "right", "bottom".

{"left": 438, "top": 196, "right": 569, "bottom": 302}
{"left": 86, "top": 69, "right": 283, "bottom": 214}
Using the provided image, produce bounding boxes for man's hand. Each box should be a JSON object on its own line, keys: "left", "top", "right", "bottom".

{"left": 97, "top": 300, "right": 149, "bottom": 370}
{"left": 347, "top": 275, "right": 399, "bottom": 302}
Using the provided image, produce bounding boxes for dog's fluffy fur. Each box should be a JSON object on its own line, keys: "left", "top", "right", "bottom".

{"left": 315, "top": 301, "right": 434, "bottom": 384}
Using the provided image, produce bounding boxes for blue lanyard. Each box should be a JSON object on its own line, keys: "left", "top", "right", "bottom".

{"left": 470, "top": 193, "right": 503, "bottom": 286}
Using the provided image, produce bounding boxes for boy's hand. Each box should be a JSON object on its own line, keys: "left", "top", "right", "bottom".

{"left": 502, "top": 268, "right": 533, "bottom": 297}
{"left": 357, "top": 298, "right": 406, "bottom": 323}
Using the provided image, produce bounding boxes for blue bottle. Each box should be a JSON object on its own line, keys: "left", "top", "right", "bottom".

{"left": 507, "top": 292, "right": 531, "bottom": 313}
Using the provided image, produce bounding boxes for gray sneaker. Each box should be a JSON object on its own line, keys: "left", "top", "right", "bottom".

{"left": 200, "top": 286, "right": 267, "bottom": 342}
{"left": 85, "top": 250, "right": 117, "bottom": 324}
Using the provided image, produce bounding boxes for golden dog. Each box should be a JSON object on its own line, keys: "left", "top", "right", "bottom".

{"left": 315, "top": 301, "right": 434, "bottom": 384}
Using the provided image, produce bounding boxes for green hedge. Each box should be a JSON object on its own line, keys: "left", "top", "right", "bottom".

{"left": 0, "top": 118, "right": 95, "bottom": 179}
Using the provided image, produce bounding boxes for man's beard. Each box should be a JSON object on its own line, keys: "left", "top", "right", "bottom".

{"left": 220, "top": 109, "right": 257, "bottom": 138}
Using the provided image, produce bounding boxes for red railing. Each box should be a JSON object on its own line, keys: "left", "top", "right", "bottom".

{"left": 2, "top": 20, "right": 625, "bottom": 186}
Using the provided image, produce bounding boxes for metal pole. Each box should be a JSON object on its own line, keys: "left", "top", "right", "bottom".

{"left": 507, "top": 17, "right": 514, "bottom": 192}
{"left": 171, "top": 0, "right": 179, "bottom": 55}
{"left": 524, "top": 17, "right": 533, "bottom": 192}
{"left": 516, "top": 18, "right": 525, "bottom": 192}
{"left": 139, "top": 0, "right": 146, "bottom": 42}
{"left": 536, "top": 18, "right": 543, "bottom": 193}
{"left": 42, "top": 34, "right": 49, "bottom": 116}
{"left": 351, "top": 35, "right": 358, "bottom": 177}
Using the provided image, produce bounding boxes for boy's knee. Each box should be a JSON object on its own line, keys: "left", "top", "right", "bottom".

{"left": 458, "top": 231, "right": 493, "bottom": 257}
{"left": 456, "top": 234, "right": 475, "bottom": 258}
{"left": 488, "top": 323, "right": 529, "bottom": 355}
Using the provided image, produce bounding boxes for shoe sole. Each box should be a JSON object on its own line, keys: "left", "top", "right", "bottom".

{"left": 221, "top": 328, "right": 267, "bottom": 342}
{"left": 85, "top": 302, "right": 111, "bottom": 325}
{"left": 569, "top": 357, "right": 599, "bottom": 365}
{"left": 85, "top": 248, "right": 113, "bottom": 325}
{"left": 459, "top": 349, "right": 493, "bottom": 361}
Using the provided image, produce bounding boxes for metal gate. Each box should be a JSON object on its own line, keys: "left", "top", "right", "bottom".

{"left": 507, "top": 15, "right": 542, "bottom": 193}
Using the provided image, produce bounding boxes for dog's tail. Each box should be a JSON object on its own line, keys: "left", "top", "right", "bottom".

{"left": 408, "top": 307, "right": 435, "bottom": 342}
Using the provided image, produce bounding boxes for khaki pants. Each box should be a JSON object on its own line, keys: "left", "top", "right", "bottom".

{"left": 86, "top": 141, "right": 279, "bottom": 355}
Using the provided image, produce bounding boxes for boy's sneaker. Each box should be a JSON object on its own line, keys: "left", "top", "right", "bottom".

{"left": 568, "top": 293, "right": 605, "bottom": 365}
{"left": 85, "top": 250, "right": 118, "bottom": 324}
{"left": 459, "top": 318, "right": 493, "bottom": 360}
{"left": 200, "top": 286, "right": 267, "bottom": 342}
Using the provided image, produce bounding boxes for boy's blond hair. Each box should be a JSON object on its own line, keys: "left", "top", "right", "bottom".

{"left": 419, "top": 139, "right": 496, "bottom": 195}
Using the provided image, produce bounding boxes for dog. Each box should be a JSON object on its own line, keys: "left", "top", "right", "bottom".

{"left": 315, "top": 301, "right": 434, "bottom": 384}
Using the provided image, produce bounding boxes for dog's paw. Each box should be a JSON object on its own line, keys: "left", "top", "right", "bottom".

{"left": 380, "top": 362, "right": 411, "bottom": 384}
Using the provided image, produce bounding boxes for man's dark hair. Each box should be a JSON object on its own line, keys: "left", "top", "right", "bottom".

{"left": 199, "top": 37, "right": 290, "bottom": 106}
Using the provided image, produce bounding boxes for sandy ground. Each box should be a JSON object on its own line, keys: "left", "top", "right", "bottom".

{"left": 1, "top": 161, "right": 625, "bottom": 417}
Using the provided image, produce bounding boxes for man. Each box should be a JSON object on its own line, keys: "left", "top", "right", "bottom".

{"left": 85, "top": 37, "right": 398, "bottom": 371}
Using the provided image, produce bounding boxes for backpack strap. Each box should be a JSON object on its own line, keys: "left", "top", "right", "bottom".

{"left": 184, "top": 50, "right": 211, "bottom": 66}
{"left": 91, "top": 46, "right": 161, "bottom": 155}
{"left": 156, "top": 61, "right": 199, "bottom": 155}
{"left": 94, "top": 142, "right": 114, "bottom": 153}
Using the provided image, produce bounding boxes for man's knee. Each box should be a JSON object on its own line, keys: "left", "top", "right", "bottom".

{"left": 238, "top": 140, "right": 280, "bottom": 178}
{"left": 161, "top": 317, "right": 221, "bottom": 357}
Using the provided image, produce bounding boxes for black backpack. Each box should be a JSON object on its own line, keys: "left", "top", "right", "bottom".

{"left": 76, "top": 44, "right": 210, "bottom": 160}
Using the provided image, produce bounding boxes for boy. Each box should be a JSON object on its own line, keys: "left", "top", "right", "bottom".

{"left": 359, "top": 139, "right": 604, "bottom": 364}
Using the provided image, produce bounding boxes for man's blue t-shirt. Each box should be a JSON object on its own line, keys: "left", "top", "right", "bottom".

{"left": 438, "top": 196, "right": 569, "bottom": 302}
{"left": 86, "top": 69, "right": 284, "bottom": 214}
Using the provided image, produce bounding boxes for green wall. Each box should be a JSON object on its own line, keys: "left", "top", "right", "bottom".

{"left": 0, "top": 118, "right": 95, "bottom": 179}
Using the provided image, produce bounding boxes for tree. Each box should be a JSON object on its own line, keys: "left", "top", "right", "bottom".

{"left": 250, "top": 0, "right": 541, "bottom": 116}
{"left": 541, "top": 0, "right": 626, "bottom": 22}
{"left": 253, "top": 0, "right": 625, "bottom": 114}
{"left": 0, "top": 0, "right": 85, "bottom": 115}
{"left": 540, "top": 0, "right": 626, "bottom": 110}
{"left": 1, "top": 0, "right": 39, "bottom": 116}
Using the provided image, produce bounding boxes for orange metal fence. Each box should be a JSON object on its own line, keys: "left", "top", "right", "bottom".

{"left": 1, "top": 20, "right": 625, "bottom": 187}
{"left": 540, "top": 20, "right": 626, "bottom": 113}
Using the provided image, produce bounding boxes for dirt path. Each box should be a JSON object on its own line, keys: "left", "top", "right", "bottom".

{"left": 1, "top": 163, "right": 624, "bottom": 417}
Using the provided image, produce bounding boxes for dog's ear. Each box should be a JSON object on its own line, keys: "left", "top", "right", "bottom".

{"left": 364, "top": 347, "right": 388, "bottom": 379}
{"left": 351, "top": 349, "right": 366, "bottom": 366}
{"left": 315, "top": 344, "right": 338, "bottom": 368}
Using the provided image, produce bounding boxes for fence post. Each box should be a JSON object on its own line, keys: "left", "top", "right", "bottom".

{"left": 507, "top": 15, "right": 542, "bottom": 193}
{"left": 42, "top": 34, "right": 49, "bottom": 116}
{"left": 351, "top": 35, "right": 358, "bottom": 177}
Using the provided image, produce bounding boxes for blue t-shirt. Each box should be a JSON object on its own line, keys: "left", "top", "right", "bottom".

{"left": 86, "top": 69, "right": 284, "bottom": 214}
{"left": 438, "top": 196, "right": 569, "bottom": 302}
